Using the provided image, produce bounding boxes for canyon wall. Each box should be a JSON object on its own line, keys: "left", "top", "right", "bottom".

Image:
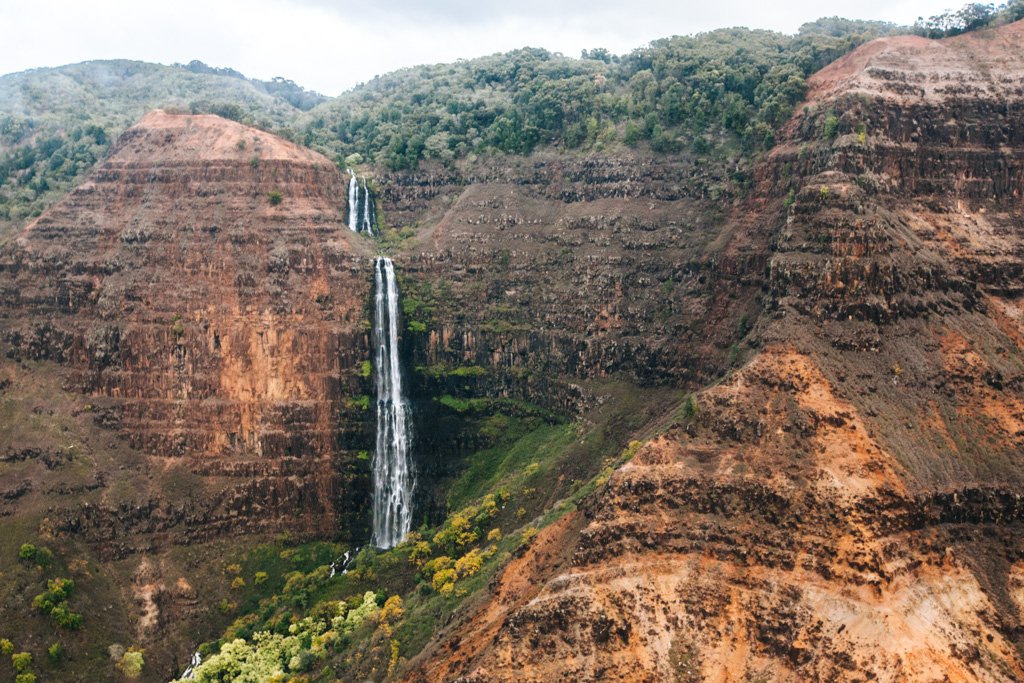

{"left": 405, "top": 21, "right": 1024, "bottom": 683}
{"left": 0, "top": 111, "right": 376, "bottom": 555}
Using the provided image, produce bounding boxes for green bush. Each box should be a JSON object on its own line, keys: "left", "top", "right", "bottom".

{"left": 47, "top": 643, "right": 64, "bottom": 662}
{"left": 117, "top": 649, "right": 144, "bottom": 679}
{"left": 822, "top": 113, "right": 839, "bottom": 139}
{"left": 17, "top": 544, "right": 36, "bottom": 561}
{"left": 12, "top": 652, "right": 32, "bottom": 672}
{"left": 32, "top": 548, "right": 52, "bottom": 569}
{"left": 267, "top": 190, "right": 283, "bottom": 206}
{"left": 32, "top": 578, "right": 83, "bottom": 629}
{"left": 0, "top": 639, "right": 13, "bottom": 655}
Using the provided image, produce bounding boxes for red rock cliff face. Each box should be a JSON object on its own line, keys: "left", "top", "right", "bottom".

{"left": 405, "top": 22, "right": 1024, "bottom": 683}
{"left": 0, "top": 111, "right": 374, "bottom": 554}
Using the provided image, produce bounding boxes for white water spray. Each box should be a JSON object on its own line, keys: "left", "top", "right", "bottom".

{"left": 362, "top": 176, "right": 375, "bottom": 236}
{"left": 371, "top": 257, "right": 414, "bottom": 548}
{"left": 347, "top": 170, "right": 359, "bottom": 232}
{"left": 179, "top": 651, "right": 202, "bottom": 680}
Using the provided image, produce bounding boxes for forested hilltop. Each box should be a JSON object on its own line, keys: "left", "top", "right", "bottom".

{"left": 2, "top": 3, "right": 1022, "bottom": 225}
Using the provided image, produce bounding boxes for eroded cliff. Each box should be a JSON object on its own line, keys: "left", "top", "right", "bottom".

{"left": 0, "top": 111, "right": 377, "bottom": 676}
{"left": 404, "top": 21, "right": 1024, "bottom": 683}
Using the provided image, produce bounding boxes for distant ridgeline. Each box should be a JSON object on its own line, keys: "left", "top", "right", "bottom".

{"left": 2, "top": 2, "right": 1023, "bottom": 223}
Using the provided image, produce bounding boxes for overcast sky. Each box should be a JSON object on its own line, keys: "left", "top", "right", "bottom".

{"left": 3, "top": 0, "right": 953, "bottom": 95}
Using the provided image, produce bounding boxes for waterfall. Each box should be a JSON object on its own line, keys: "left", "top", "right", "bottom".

{"left": 372, "top": 257, "right": 414, "bottom": 548}
{"left": 361, "top": 177, "right": 376, "bottom": 236}
{"left": 347, "top": 170, "right": 359, "bottom": 232}
{"left": 179, "top": 651, "right": 202, "bottom": 680}
{"left": 347, "top": 171, "right": 377, "bottom": 235}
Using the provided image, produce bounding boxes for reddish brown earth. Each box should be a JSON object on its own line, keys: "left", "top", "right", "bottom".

{"left": 1, "top": 21, "right": 1023, "bottom": 683}
{"left": 401, "top": 21, "right": 1024, "bottom": 683}
{"left": 0, "top": 111, "right": 376, "bottom": 675}
{"left": 2, "top": 111, "right": 375, "bottom": 550}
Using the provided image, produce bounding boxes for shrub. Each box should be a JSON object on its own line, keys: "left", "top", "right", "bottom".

{"left": 33, "top": 548, "right": 53, "bottom": 569}
{"left": 254, "top": 571, "right": 269, "bottom": 585}
{"left": 267, "top": 190, "right": 283, "bottom": 206}
{"left": 431, "top": 568, "right": 457, "bottom": 596}
{"left": 50, "top": 604, "right": 83, "bottom": 630}
{"left": 47, "top": 642, "right": 64, "bottom": 662}
{"left": 782, "top": 189, "right": 796, "bottom": 209}
{"left": 15, "top": 674, "right": 36, "bottom": 683}
{"left": 18, "top": 544, "right": 36, "bottom": 561}
{"left": 225, "top": 563, "right": 242, "bottom": 575}
{"left": 454, "top": 549, "right": 484, "bottom": 578}
{"left": 12, "top": 652, "right": 32, "bottom": 672}
{"left": 0, "top": 639, "right": 13, "bottom": 655}
{"left": 379, "top": 595, "right": 404, "bottom": 623}
{"left": 231, "top": 577, "right": 246, "bottom": 590}
{"left": 117, "top": 648, "right": 144, "bottom": 679}
{"left": 408, "top": 541, "right": 432, "bottom": 568}
{"left": 822, "top": 113, "right": 839, "bottom": 139}
{"left": 681, "top": 395, "right": 698, "bottom": 419}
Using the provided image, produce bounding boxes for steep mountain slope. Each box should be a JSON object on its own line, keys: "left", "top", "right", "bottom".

{"left": 0, "top": 111, "right": 374, "bottom": 678}
{"left": 1, "top": 18, "right": 1022, "bottom": 683}
{"left": 402, "top": 21, "right": 1024, "bottom": 683}
{"left": 0, "top": 59, "right": 321, "bottom": 226}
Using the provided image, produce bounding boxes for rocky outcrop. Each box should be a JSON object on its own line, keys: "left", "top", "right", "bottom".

{"left": 0, "top": 111, "right": 376, "bottom": 552}
{"left": 406, "top": 21, "right": 1024, "bottom": 683}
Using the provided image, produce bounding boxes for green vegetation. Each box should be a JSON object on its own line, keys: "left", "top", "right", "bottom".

{"left": 267, "top": 190, "right": 283, "bottom": 205}
{"left": 46, "top": 643, "right": 64, "bottom": 663}
{"left": 0, "top": 60, "right": 321, "bottom": 223}
{"left": 116, "top": 648, "right": 144, "bottom": 679}
{"left": 913, "top": 1, "right": 1024, "bottom": 38}
{"left": 11, "top": 652, "right": 31, "bottom": 672}
{"left": 299, "top": 21, "right": 906, "bottom": 171}
{"left": 163, "top": 382, "right": 676, "bottom": 681}
{"left": 2, "top": 5, "right": 1017, "bottom": 225}
{"left": 32, "top": 578, "right": 83, "bottom": 630}
{"left": 822, "top": 112, "right": 839, "bottom": 139}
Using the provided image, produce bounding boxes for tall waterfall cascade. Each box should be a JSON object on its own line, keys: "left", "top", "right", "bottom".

{"left": 347, "top": 170, "right": 377, "bottom": 235}
{"left": 371, "top": 257, "right": 414, "bottom": 548}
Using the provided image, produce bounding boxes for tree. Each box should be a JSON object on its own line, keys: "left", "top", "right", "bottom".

{"left": 117, "top": 648, "right": 144, "bottom": 679}
{"left": 11, "top": 652, "right": 32, "bottom": 672}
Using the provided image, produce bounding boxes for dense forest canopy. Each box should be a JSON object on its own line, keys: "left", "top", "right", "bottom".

{"left": 0, "top": 2, "right": 1021, "bottom": 224}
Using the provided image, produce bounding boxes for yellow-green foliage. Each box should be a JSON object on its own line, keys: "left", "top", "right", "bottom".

{"left": 254, "top": 571, "right": 269, "bottom": 585}
{"left": 117, "top": 648, "right": 144, "bottom": 679}
{"left": 230, "top": 576, "right": 246, "bottom": 590}
{"left": 32, "top": 578, "right": 82, "bottom": 630}
{"left": 409, "top": 541, "right": 433, "bottom": 568}
{"left": 0, "top": 639, "right": 13, "bottom": 655}
{"left": 432, "top": 513, "right": 477, "bottom": 552}
{"left": 421, "top": 555, "right": 453, "bottom": 579}
{"left": 12, "top": 652, "right": 32, "bottom": 672}
{"left": 175, "top": 592, "right": 395, "bottom": 683}
{"left": 379, "top": 595, "right": 404, "bottom": 624}
{"left": 454, "top": 549, "right": 484, "bottom": 579}
{"left": 431, "top": 569, "right": 458, "bottom": 596}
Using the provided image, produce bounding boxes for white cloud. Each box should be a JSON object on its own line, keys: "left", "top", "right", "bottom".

{"left": 1, "top": 0, "right": 951, "bottom": 95}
